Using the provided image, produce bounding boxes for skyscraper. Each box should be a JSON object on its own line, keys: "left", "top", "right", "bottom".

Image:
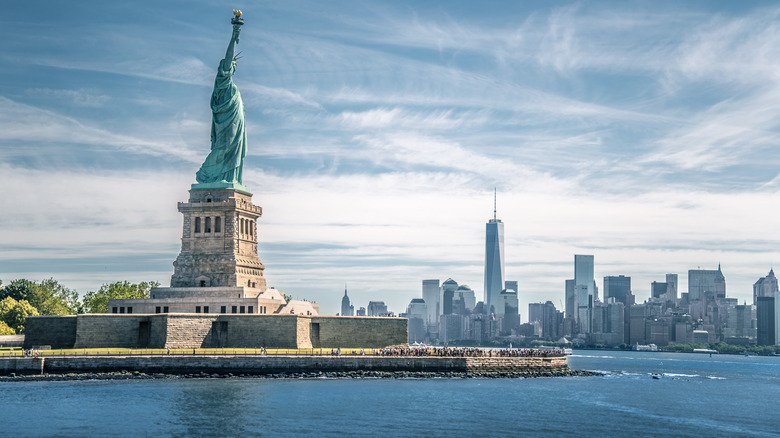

{"left": 442, "top": 278, "right": 458, "bottom": 315}
{"left": 666, "top": 274, "right": 678, "bottom": 302}
{"left": 454, "top": 285, "right": 476, "bottom": 315}
{"left": 775, "top": 291, "right": 780, "bottom": 346}
{"left": 565, "top": 279, "right": 576, "bottom": 319}
{"left": 651, "top": 281, "right": 667, "bottom": 299}
{"left": 528, "top": 303, "right": 545, "bottom": 325}
{"left": 603, "top": 275, "right": 631, "bottom": 306}
{"left": 340, "top": 285, "right": 354, "bottom": 316}
{"left": 756, "top": 296, "right": 775, "bottom": 346}
{"left": 422, "top": 279, "right": 440, "bottom": 331}
{"left": 688, "top": 266, "right": 726, "bottom": 301}
{"left": 574, "top": 255, "right": 594, "bottom": 333}
{"left": 406, "top": 298, "right": 428, "bottom": 343}
{"left": 498, "top": 288, "right": 519, "bottom": 334}
{"left": 753, "top": 268, "right": 778, "bottom": 304}
{"left": 367, "top": 301, "right": 388, "bottom": 316}
{"left": 484, "top": 191, "right": 505, "bottom": 315}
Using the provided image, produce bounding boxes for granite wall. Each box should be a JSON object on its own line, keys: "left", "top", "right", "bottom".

{"left": 310, "top": 316, "right": 408, "bottom": 348}
{"left": 23, "top": 316, "right": 78, "bottom": 349}
{"left": 73, "top": 315, "right": 156, "bottom": 349}
{"left": 24, "top": 314, "right": 408, "bottom": 350}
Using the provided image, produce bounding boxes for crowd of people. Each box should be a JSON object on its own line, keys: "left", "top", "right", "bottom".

{"left": 376, "top": 347, "right": 565, "bottom": 357}
{"left": 22, "top": 348, "right": 40, "bottom": 357}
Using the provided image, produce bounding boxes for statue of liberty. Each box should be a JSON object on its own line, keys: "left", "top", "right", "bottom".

{"left": 195, "top": 11, "right": 247, "bottom": 187}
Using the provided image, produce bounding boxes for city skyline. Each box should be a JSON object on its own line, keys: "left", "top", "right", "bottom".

{"left": 2, "top": 1, "right": 780, "bottom": 316}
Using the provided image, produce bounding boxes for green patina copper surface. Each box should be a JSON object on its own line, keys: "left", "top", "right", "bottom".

{"left": 194, "top": 20, "right": 248, "bottom": 189}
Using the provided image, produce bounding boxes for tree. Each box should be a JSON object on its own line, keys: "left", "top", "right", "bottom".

{"left": 1, "top": 279, "right": 36, "bottom": 302}
{"left": 80, "top": 281, "right": 158, "bottom": 314}
{"left": 0, "top": 321, "right": 14, "bottom": 336}
{"left": 29, "top": 278, "right": 79, "bottom": 315}
{"left": 0, "top": 297, "right": 39, "bottom": 333}
{"left": 0, "top": 278, "right": 79, "bottom": 316}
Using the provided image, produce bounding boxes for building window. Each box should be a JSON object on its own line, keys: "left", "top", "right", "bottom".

{"left": 119, "top": 307, "right": 125, "bottom": 314}
{"left": 232, "top": 306, "right": 237, "bottom": 314}
{"left": 127, "top": 307, "right": 133, "bottom": 314}
{"left": 221, "top": 306, "right": 226, "bottom": 314}
{"left": 200, "top": 280, "right": 206, "bottom": 287}
{"left": 163, "top": 306, "right": 169, "bottom": 313}
{"left": 215, "top": 217, "right": 221, "bottom": 233}
{"left": 248, "top": 306, "right": 254, "bottom": 314}
{"left": 204, "top": 306, "right": 209, "bottom": 314}
{"left": 240, "top": 306, "right": 245, "bottom": 314}
{"left": 205, "top": 217, "right": 211, "bottom": 233}
{"left": 156, "top": 306, "right": 161, "bottom": 314}
{"left": 194, "top": 217, "right": 201, "bottom": 233}
{"left": 196, "top": 306, "right": 201, "bottom": 313}
{"left": 112, "top": 307, "right": 118, "bottom": 314}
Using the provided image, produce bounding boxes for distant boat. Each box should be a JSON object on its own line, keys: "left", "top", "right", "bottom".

{"left": 633, "top": 343, "right": 658, "bottom": 352}
{"left": 741, "top": 351, "right": 758, "bottom": 356}
{"left": 693, "top": 349, "right": 719, "bottom": 354}
{"left": 538, "top": 346, "right": 572, "bottom": 355}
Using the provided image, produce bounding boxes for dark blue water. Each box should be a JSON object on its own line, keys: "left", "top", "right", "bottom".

{"left": 1, "top": 351, "right": 778, "bottom": 437}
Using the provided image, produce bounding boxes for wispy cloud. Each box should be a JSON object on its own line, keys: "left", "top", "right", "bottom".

{"left": 25, "top": 88, "right": 110, "bottom": 107}
{"left": 2, "top": 1, "right": 780, "bottom": 314}
{"left": 0, "top": 97, "right": 203, "bottom": 163}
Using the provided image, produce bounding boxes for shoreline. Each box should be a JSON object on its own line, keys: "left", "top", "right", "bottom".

{"left": 0, "top": 354, "right": 576, "bottom": 379}
{"left": 0, "top": 368, "right": 598, "bottom": 382}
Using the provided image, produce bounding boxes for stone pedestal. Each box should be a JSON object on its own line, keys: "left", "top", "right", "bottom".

{"left": 169, "top": 187, "right": 266, "bottom": 291}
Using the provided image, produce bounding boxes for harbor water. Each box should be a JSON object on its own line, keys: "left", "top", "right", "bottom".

{"left": 1, "top": 350, "right": 778, "bottom": 437}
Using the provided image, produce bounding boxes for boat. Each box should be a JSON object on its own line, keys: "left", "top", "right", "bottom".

{"left": 633, "top": 343, "right": 658, "bottom": 352}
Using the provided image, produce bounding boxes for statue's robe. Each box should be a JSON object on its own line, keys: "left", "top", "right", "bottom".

{"left": 196, "top": 58, "right": 246, "bottom": 184}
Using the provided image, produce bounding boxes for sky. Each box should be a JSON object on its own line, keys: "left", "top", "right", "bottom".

{"left": 2, "top": 0, "right": 780, "bottom": 317}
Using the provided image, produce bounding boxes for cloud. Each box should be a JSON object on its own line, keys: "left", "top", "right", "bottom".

{"left": 3, "top": 1, "right": 780, "bottom": 314}
{"left": 336, "top": 107, "right": 487, "bottom": 130}
{"left": 0, "top": 97, "right": 203, "bottom": 164}
{"left": 25, "top": 88, "right": 110, "bottom": 107}
{"left": 641, "top": 86, "right": 780, "bottom": 172}
{"left": 241, "top": 84, "right": 323, "bottom": 109}
{"left": 30, "top": 55, "right": 214, "bottom": 87}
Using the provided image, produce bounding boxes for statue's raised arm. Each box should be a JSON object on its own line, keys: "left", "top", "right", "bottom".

{"left": 224, "top": 24, "right": 241, "bottom": 63}
{"left": 195, "top": 11, "right": 248, "bottom": 187}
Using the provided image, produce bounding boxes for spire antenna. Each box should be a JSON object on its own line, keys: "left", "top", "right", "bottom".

{"left": 493, "top": 187, "right": 497, "bottom": 221}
